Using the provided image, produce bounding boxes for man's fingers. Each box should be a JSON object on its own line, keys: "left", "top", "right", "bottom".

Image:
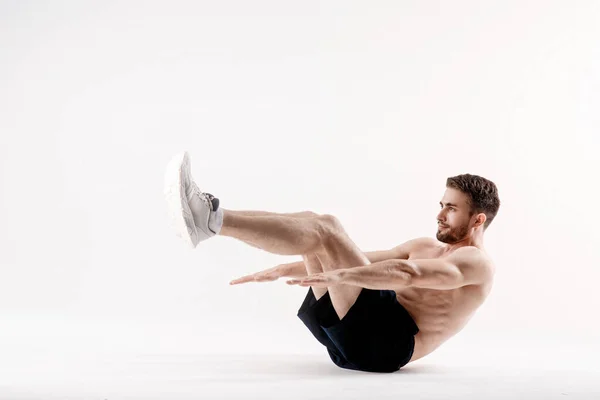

{"left": 230, "top": 275, "right": 253, "bottom": 285}
{"left": 256, "top": 274, "right": 277, "bottom": 282}
{"left": 286, "top": 279, "right": 327, "bottom": 287}
{"left": 286, "top": 273, "right": 337, "bottom": 287}
{"left": 230, "top": 273, "right": 278, "bottom": 285}
{"left": 229, "top": 274, "right": 261, "bottom": 285}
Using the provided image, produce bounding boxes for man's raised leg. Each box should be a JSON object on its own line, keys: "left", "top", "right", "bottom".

{"left": 220, "top": 211, "right": 369, "bottom": 319}
{"left": 219, "top": 211, "right": 327, "bottom": 256}
{"left": 224, "top": 210, "right": 319, "bottom": 250}
{"left": 225, "top": 210, "right": 356, "bottom": 305}
{"left": 312, "top": 215, "right": 369, "bottom": 319}
{"left": 165, "top": 151, "right": 368, "bottom": 320}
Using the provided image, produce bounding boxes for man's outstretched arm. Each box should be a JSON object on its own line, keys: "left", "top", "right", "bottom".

{"left": 287, "top": 246, "right": 492, "bottom": 291}
{"left": 231, "top": 238, "right": 419, "bottom": 285}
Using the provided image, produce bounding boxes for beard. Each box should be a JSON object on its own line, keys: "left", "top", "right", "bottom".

{"left": 436, "top": 223, "right": 469, "bottom": 243}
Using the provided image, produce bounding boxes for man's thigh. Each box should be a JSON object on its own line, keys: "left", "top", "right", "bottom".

{"left": 314, "top": 216, "right": 372, "bottom": 319}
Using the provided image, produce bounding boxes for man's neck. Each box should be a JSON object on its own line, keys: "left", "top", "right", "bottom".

{"left": 442, "top": 232, "right": 485, "bottom": 253}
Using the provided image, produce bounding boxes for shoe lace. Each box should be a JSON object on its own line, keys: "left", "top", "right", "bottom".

{"left": 191, "top": 182, "right": 213, "bottom": 210}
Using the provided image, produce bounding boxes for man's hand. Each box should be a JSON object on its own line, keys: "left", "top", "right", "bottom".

{"left": 230, "top": 265, "right": 286, "bottom": 285}
{"left": 229, "top": 261, "right": 307, "bottom": 285}
{"left": 286, "top": 270, "right": 345, "bottom": 287}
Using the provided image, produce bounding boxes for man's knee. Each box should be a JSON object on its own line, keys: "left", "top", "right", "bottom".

{"left": 310, "top": 214, "right": 346, "bottom": 253}
{"left": 319, "top": 214, "right": 344, "bottom": 235}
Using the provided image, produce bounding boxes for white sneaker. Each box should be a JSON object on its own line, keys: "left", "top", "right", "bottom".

{"left": 164, "top": 151, "right": 224, "bottom": 248}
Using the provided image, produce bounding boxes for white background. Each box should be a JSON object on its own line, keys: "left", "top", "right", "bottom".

{"left": 1, "top": 1, "right": 599, "bottom": 398}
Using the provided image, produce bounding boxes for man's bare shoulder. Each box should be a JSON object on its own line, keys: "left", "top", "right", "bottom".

{"left": 448, "top": 246, "right": 496, "bottom": 283}
{"left": 452, "top": 246, "right": 495, "bottom": 267}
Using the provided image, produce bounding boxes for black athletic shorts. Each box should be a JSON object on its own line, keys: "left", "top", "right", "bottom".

{"left": 297, "top": 287, "right": 419, "bottom": 373}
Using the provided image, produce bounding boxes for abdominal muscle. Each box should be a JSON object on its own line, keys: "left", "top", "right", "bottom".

{"left": 397, "top": 278, "right": 493, "bottom": 363}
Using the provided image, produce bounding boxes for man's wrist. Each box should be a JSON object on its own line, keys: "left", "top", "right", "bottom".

{"left": 284, "top": 261, "right": 306, "bottom": 277}
{"left": 338, "top": 268, "right": 357, "bottom": 286}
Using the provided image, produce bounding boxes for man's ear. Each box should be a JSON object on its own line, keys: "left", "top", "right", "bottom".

{"left": 474, "top": 213, "right": 486, "bottom": 228}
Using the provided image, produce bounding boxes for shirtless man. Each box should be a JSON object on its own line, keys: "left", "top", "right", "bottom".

{"left": 164, "top": 151, "right": 500, "bottom": 373}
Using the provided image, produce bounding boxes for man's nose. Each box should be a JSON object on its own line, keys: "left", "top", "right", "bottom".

{"left": 437, "top": 210, "right": 446, "bottom": 222}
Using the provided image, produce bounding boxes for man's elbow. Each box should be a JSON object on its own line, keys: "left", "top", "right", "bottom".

{"left": 388, "top": 260, "right": 417, "bottom": 288}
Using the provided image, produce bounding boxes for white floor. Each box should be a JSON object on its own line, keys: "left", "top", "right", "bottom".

{"left": 1, "top": 317, "right": 598, "bottom": 399}
{"left": 2, "top": 352, "right": 599, "bottom": 400}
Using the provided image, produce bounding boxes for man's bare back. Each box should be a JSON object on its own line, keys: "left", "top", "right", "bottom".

{"left": 397, "top": 237, "right": 495, "bottom": 362}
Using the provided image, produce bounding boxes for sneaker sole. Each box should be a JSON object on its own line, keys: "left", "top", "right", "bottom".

{"left": 164, "top": 151, "right": 196, "bottom": 249}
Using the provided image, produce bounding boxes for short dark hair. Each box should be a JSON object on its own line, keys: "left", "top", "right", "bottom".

{"left": 446, "top": 174, "right": 500, "bottom": 230}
